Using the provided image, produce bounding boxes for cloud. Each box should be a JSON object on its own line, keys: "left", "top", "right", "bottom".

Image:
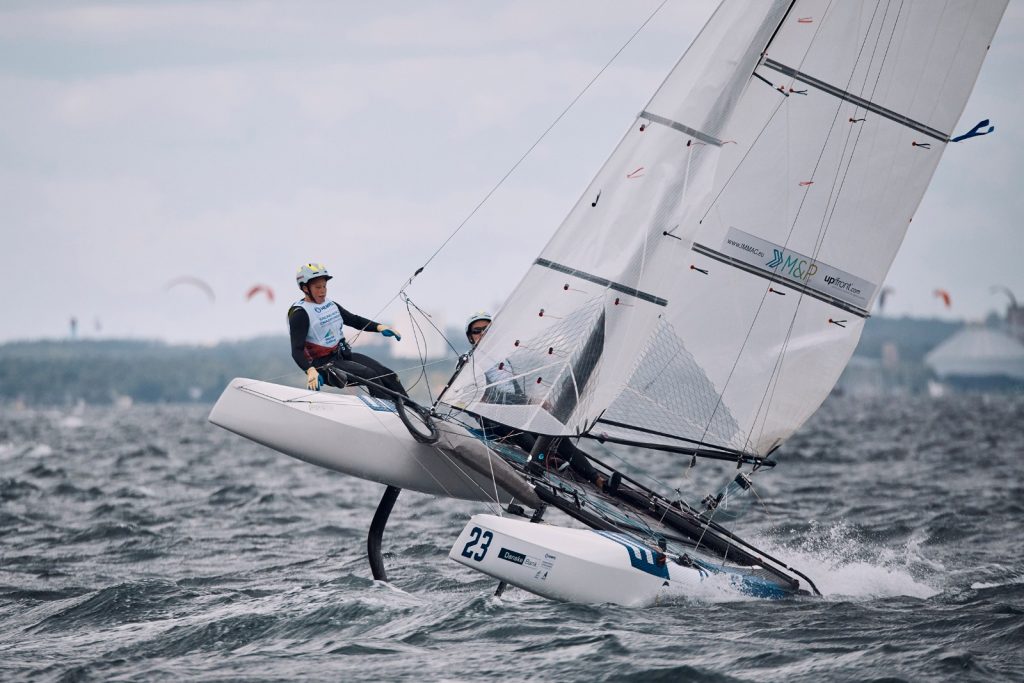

{"left": 0, "top": 0, "right": 1020, "bottom": 343}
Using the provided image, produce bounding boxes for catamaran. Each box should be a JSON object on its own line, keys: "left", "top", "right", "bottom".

{"left": 210, "top": 0, "right": 1007, "bottom": 606}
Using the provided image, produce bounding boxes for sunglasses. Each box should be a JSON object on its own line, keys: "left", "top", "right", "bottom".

{"left": 469, "top": 326, "right": 489, "bottom": 335}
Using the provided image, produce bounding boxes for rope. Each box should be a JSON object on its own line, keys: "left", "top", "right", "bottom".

{"left": 360, "top": 0, "right": 673, "bottom": 327}
{"left": 399, "top": 296, "right": 434, "bottom": 397}
{"left": 403, "top": 293, "right": 461, "bottom": 357}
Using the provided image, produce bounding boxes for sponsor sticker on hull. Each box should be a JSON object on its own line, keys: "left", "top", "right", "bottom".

{"left": 498, "top": 547, "right": 526, "bottom": 565}
{"left": 723, "top": 227, "right": 876, "bottom": 309}
{"left": 535, "top": 553, "right": 556, "bottom": 582}
{"left": 497, "top": 547, "right": 556, "bottom": 582}
{"left": 357, "top": 395, "right": 397, "bottom": 413}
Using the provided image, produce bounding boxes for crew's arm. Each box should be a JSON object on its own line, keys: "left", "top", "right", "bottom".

{"left": 336, "top": 304, "right": 380, "bottom": 333}
{"left": 338, "top": 303, "right": 400, "bottom": 339}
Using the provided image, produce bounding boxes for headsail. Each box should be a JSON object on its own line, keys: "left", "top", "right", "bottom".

{"left": 442, "top": 0, "right": 1006, "bottom": 456}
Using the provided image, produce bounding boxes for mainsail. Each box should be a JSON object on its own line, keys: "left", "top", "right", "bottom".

{"left": 441, "top": 0, "right": 1006, "bottom": 457}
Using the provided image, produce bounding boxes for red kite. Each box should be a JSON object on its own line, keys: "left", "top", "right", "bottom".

{"left": 246, "top": 284, "right": 275, "bottom": 304}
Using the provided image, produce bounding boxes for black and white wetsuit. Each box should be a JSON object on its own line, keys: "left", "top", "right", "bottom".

{"left": 288, "top": 298, "right": 407, "bottom": 399}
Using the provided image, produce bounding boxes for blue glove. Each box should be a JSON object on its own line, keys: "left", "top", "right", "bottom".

{"left": 379, "top": 326, "right": 401, "bottom": 341}
{"left": 306, "top": 367, "right": 323, "bottom": 391}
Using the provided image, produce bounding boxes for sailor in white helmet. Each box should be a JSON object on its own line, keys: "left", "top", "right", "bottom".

{"left": 288, "top": 262, "right": 407, "bottom": 399}
{"left": 464, "top": 311, "right": 492, "bottom": 344}
{"left": 454, "top": 310, "right": 607, "bottom": 489}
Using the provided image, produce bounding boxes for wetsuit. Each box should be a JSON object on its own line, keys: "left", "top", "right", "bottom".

{"left": 288, "top": 299, "right": 407, "bottom": 400}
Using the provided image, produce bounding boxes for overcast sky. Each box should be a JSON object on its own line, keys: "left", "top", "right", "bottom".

{"left": 2, "top": 1, "right": 1021, "bottom": 346}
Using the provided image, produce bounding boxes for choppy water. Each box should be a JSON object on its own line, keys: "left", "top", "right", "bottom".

{"left": 2, "top": 395, "right": 1022, "bottom": 681}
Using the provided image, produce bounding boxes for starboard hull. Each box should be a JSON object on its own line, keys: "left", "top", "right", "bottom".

{"left": 450, "top": 514, "right": 794, "bottom": 605}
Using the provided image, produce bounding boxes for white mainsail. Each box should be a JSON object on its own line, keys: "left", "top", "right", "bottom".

{"left": 441, "top": 0, "right": 1006, "bottom": 456}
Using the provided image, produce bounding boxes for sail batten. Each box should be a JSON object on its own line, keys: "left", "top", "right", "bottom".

{"left": 535, "top": 258, "right": 668, "bottom": 306}
{"left": 761, "top": 58, "right": 950, "bottom": 141}
{"left": 638, "top": 111, "right": 724, "bottom": 146}
{"left": 690, "top": 242, "right": 871, "bottom": 318}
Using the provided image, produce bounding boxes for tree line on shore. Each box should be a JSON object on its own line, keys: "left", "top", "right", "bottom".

{"left": 0, "top": 317, "right": 963, "bottom": 406}
{"left": 0, "top": 336, "right": 462, "bottom": 406}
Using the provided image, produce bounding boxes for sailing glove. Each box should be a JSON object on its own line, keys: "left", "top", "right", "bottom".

{"left": 306, "top": 367, "right": 323, "bottom": 391}
{"left": 378, "top": 325, "right": 402, "bottom": 341}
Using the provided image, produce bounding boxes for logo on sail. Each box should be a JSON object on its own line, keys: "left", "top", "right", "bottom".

{"left": 723, "top": 227, "right": 874, "bottom": 309}
{"left": 771, "top": 250, "right": 818, "bottom": 282}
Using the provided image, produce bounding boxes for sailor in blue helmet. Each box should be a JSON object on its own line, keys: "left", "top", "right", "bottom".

{"left": 289, "top": 262, "right": 408, "bottom": 400}
{"left": 459, "top": 311, "right": 608, "bottom": 489}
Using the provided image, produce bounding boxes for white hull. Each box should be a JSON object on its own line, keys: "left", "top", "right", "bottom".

{"left": 208, "top": 378, "right": 538, "bottom": 505}
{"left": 450, "top": 514, "right": 710, "bottom": 606}
{"left": 210, "top": 380, "right": 803, "bottom": 604}
{"left": 450, "top": 514, "right": 802, "bottom": 604}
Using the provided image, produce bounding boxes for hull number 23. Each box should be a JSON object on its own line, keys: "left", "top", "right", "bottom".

{"left": 461, "top": 526, "right": 493, "bottom": 562}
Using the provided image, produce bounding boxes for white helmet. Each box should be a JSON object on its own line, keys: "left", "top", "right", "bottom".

{"left": 296, "top": 262, "right": 332, "bottom": 289}
{"left": 465, "top": 311, "right": 493, "bottom": 342}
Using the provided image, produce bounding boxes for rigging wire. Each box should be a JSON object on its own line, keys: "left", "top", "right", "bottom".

{"left": 402, "top": 293, "right": 461, "bottom": 357}
{"left": 359, "top": 0, "right": 673, "bottom": 328}
{"left": 746, "top": 0, "right": 904, "bottom": 453}
{"left": 690, "top": 2, "right": 838, "bottom": 456}
{"left": 692, "top": 0, "right": 887, "bottom": 459}
{"left": 399, "top": 295, "right": 436, "bottom": 398}
{"left": 588, "top": 438, "right": 680, "bottom": 500}
{"left": 747, "top": 483, "right": 774, "bottom": 518}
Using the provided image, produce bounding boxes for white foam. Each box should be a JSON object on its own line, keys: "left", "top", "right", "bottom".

{"left": 750, "top": 522, "right": 941, "bottom": 600}
{"left": 59, "top": 416, "right": 85, "bottom": 429}
{"left": 970, "top": 573, "right": 1024, "bottom": 591}
{"left": 27, "top": 443, "right": 54, "bottom": 457}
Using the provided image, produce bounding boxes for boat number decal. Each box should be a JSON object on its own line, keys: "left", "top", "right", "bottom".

{"left": 461, "top": 527, "right": 493, "bottom": 562}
